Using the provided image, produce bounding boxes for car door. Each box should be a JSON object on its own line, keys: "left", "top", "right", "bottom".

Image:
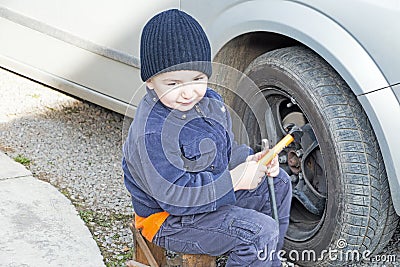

{"left": 0, "top": 0, "right": 179, "bottom": 114}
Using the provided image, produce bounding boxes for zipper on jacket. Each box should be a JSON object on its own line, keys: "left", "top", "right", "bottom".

{"left": 195, "top": 104, "right": 215, "bottom": 126}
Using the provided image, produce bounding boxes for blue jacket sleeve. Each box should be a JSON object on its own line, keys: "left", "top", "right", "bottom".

{"left": 130, "top": 133, "right": 236, "bottom": 216}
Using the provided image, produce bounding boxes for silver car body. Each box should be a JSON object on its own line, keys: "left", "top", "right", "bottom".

{"left": 0, "top": 0, "right": 399, "bottom": 214}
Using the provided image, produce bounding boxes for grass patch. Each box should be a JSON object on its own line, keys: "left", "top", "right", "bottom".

{"left": 79, "top": 210, "right": 95, "bottom": 224}
{"left": 112, "top": 233, "right": 120, "bottom": 240}
{"left": 106, "top": 250, "right": 133, "bottom": 267}
{"left": 78, "top": 209, "right": 111, "bottom": 227}
{"left": 78, "top": 208, "right": 132, "bottom": 228}
{"left": 77, "top": 208, "right": 134, "bottom": 267}
{"left": 14, "top": 154, "right": 31, "bottom": 166}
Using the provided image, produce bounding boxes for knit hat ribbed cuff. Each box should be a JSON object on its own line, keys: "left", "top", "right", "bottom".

{"left": 141, "top": 61, "right": 212, "bottom": 82}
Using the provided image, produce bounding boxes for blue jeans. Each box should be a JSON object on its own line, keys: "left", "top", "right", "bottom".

{"left": 153, "top": 168, "right": 292, "bottom": 267}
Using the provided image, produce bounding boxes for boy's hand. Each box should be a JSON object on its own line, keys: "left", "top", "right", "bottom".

{"left": 246, "top": 150, "right": 266, "bottom": 162}
{"left": 246, "top": 150, "right": 280, "bottom": 177}
{"left": 230, "top": 161, "right": 268, "bottom": 191}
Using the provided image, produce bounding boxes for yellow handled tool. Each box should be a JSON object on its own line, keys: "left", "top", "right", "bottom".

{"left": 258, "top": 126, "right": 303, "bottom": 222}
{"left": 258, "top": 126, "right": 303, "bottom": 166}
{"left": 258, "top": 134, "right": 295, "bottom": 166}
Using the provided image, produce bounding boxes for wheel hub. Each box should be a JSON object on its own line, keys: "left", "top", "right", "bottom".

{"left": 260, "top": 90, "right": 327, "bottom": 242}
{"left": 287, "top": 150, "right": 301, "bottom": 174}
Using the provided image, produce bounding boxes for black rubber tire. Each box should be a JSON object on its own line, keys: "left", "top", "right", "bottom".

{"left": 236, "top": 46, "right": 399, "bottom": 266}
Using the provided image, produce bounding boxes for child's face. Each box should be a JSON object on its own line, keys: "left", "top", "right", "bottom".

{"left": 146, "top": 70, "right": 208, "bottom": 112}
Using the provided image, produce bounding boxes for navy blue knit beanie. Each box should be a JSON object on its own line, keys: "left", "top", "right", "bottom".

{"left": 140, "top": 9, "right": 212, "bottom": 82}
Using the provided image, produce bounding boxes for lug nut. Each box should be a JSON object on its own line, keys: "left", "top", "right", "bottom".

{"left": 278, "top": 155, "right": 287, "bottom": 164}
{"left": 291, "top": 175, "right": 299, "bottom": 183}
{"left": 296, "top": 149, "right": 303, "bottom": 157}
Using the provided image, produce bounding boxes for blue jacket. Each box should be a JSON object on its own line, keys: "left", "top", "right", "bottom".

{"left": 122, "top": 88, "right": 252, "bottom": 217}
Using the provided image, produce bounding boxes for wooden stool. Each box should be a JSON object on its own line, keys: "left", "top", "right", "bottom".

{"left": 127, "top": 220, "right": 216, "bottom": 267}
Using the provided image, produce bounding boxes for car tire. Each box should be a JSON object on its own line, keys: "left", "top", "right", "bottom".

{"left": 234, "top": 46, "right": 399, "bottom": 266}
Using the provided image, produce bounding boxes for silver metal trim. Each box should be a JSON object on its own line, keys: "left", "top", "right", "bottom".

{"left": 0, "top": 6, "right": 141, "bottom": 68}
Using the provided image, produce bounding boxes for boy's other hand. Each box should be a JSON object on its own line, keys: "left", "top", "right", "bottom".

{"left": 230, "top": 161, "right": 268, "bottom": 191}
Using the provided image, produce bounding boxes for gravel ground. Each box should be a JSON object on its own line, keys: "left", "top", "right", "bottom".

{"left": 0, "top": 67, "right": 399, "bottom": 267}
{"left": 0, "top": 68, "right": 133, "bottom": 266}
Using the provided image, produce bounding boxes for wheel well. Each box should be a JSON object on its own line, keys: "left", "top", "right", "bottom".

{"left": 213, "top": 32, "right": 299, "bottom": 73}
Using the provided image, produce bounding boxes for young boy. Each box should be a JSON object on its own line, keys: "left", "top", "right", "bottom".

{"left": 122, "top": 9, "right": 292, "bottom": 266}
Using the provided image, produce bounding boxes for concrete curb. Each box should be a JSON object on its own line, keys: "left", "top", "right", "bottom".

{"left": 0, "top": 152, "right": 105, "bottom": 267}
